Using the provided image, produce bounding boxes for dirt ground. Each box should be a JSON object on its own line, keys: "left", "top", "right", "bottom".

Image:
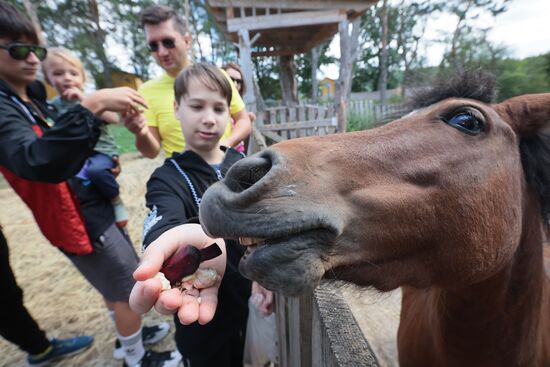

{"left": 0, "top": 152, "right": 401, "bottom": 367}
{"left": 0, "top": 153, "right": 177, "bottom": 367}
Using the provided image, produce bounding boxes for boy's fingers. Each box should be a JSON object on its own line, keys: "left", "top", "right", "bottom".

{"left": 154, "top": 288, "right": 184, "bottom": 315}
{"left": 133, "top": 257, "right": 162, "bottom": 281}
{"left": 197, "top": 289, "right": 219, "bottom": 325}
{"left": 129, "top": 278, "right": 161, "bottom": 314}
{"left": 178, "top": 294, "right": 200, "bottom": 325}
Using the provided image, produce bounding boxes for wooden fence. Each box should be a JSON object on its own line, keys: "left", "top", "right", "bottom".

{"left": 255, "top": 104, "right": 338, "bottom": 143}
{"left": 274, "top": 282, "right": 379, "bottom": 367}
{"left": 348, "top": 100, "right": 408, "bottom": 124}
{"left": 248, "top": 120, "right": 380, "bottom": 367}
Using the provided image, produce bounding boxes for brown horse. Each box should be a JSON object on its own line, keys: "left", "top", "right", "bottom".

{"left": 199, "top": 73, "right": 550, "bottom": 367}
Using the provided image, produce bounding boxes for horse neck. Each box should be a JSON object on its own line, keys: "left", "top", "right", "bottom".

{"left": 431, "top": 201, "right": 549, "bottom": 364}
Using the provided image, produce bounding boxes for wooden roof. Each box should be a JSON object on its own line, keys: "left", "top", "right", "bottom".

{"left": 205, "top": 0, "right": 378, "bottom": 57}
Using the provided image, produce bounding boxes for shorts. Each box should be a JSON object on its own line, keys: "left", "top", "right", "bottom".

{"left": 66, "top": 223, "right": 139, "bottom": 302}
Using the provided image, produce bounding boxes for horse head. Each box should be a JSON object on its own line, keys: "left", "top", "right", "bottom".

{"left": 200, "top": 72, "right": 550, "bottom": 297}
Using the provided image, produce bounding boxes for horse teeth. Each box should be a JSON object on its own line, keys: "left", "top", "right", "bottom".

{"left": 244, "top": 245, "right": 258, "bottom": 256}
{"left": 239, "top": 237, "right": 265, "bottom": 246}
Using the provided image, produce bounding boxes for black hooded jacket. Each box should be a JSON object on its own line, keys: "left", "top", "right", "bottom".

{"left": 0, "top": 79, "right": 102, "bottom": 183}
{"left": 143, "top": 147, "right": 252, "bottom": 359}
{"left": 0, "top": 79, "right": 113, "bottom": 241}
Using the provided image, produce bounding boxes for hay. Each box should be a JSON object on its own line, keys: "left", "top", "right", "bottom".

{"left": 0, "top": 154, "right": 178, "bottom": 367}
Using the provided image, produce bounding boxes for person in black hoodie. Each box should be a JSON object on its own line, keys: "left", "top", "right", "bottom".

{"left": 0, "top": 3, "right": 178, "bottom": 366}
{"left": 130, "top": 62, "right": 251, "bottom": 367}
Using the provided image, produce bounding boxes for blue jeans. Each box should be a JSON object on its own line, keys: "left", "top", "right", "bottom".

{"left": 78, "top": 153, "right": 119, "bottom": 200}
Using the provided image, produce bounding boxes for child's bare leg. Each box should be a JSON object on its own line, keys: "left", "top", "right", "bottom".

{"left": 106, "top": 300, "right": 144, "bottom": 365}
{"left": 106, "top": 300, "right": 140, "bottom": 336}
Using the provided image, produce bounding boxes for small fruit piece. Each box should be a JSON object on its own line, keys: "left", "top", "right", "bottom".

{"left": 160, "top": 243, "right": 222, "bottom": 286}
{"left": 181, "top": 268, "right": 220, "bottom": 290}
{"left": 155, "top": 272, "right": 171, "bottom": 291}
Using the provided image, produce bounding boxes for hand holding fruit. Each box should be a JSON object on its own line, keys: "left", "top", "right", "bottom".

{"left": 129, "top": 224, "right": 226, "bottom": 325}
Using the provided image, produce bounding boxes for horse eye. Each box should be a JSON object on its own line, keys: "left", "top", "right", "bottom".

{"left": 446, "top": 112, "right": 484, "bottom": 135}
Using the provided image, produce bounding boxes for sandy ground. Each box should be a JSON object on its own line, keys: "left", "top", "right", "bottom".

{"left": 0, "top": 152, "right": 402, "bottom": 367}
{"left": 0, "top": 153, "right": 177, "bottom": 367}
{"left": 341, "top": 286, "right": 401, "bottom": 367}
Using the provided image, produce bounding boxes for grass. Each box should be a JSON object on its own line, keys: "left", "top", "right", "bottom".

{"left": 109, "top": 124, "right": 138, "bottom": 154}
{"left": 346, "top": 111, "right": 376, "bottom": 132}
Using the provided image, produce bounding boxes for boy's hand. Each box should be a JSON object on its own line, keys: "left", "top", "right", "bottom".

{"left": 63, "top": 87, "right": 85, "bottom": 102}
{"left": 129, "top": 224, "right": 226, "bottom": 325}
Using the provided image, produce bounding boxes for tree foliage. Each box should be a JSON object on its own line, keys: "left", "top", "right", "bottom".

{"left": 496, "top": 54, "right": 550, "bottom": 101}
{"left": 5, "top": 0, "right": 547, "bottom": 103}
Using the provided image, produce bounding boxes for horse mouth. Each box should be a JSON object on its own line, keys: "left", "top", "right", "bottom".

{"left": 235, "top": 230, "right": 334, "bottom": 296}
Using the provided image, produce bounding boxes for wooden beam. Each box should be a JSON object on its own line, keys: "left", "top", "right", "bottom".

{"left": 304, "top": 26, "right": 339, "bottom": 50}
{"left": 252, "top": 49, "right": 301, "bottom": 57}
{"left": 208, "top": 0, "right": 376, "bottom": 12}
{"left": 227, "top": 9, "right": 346, "bottom": 32}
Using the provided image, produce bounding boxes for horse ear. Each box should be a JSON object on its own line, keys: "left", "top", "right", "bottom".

{"left": 495, "top": 93, "right": 550, "bottom": 136}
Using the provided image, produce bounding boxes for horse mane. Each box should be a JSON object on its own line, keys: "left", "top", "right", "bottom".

{"left": 520, "top": 133, "right": 550, "bottom": 228}
{"left": 409, "top": 69, "right": 497, "bottom": 109}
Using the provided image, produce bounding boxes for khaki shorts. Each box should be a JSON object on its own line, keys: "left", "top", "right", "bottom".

{"left": 66, "top": 223, "right": 139, "bottom": 302}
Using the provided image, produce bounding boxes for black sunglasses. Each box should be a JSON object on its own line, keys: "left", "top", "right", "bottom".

{"left": 148, "top": 38, "right": 176, "bottom": 52}
{"left": 0, "top": 43, "right": 48, "bottom": 61}
{"left": 230, "top": 77, "right": 243, "bottom": 85}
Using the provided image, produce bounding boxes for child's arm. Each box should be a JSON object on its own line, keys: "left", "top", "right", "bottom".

{"left": 220, "top": 108, "right": 252, "bottom": 148}
{"left": 80, "top": 87, "right": 147, "bottom": 118}
{"left": 100, "top": 111, "right": 119, "bottom": 124}
{"left": 63, "top": 88, "right": 119, "bottom": 124}
{"left": 130, "top": 223, "right": 226, "bottom": 325}
{"left": 122, "top": 110, "right": 161, "bottom": 158}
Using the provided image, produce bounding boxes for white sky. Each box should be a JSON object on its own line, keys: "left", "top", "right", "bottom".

{"left": 321, "top": 0, "right": 550, "bottom": 79}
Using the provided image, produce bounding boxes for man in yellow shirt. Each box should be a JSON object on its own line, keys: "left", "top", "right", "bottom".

{"left": 127, "top": 4, "right": 252, "bottom": 158}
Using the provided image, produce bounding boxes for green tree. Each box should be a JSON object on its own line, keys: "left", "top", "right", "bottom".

{"left": 295, "top": 42, "right": 335, "bottom": 101}
{"left": 440, "top": 0, "right": 511, "bottom": 72}
{"left": 496, "top": 54, "right": 550, "bottom": 100}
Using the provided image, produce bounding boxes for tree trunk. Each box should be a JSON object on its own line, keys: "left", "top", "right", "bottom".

{"left": 188, "top": 0, "right": 203, "bottom": 61}
{"left": 237, "top": 29, "right": 257, "bottom": 110}
{"left": 89, "top": 0, "right": 112, "bottom": 87}
{"left": 311, "top": 46, "right": 320, "bottom": 103}
{"left": 335, "top": 18, "right": 361, "bottom": 132}
{"left": 279, "top": 55, "right": 298, "bottom": 107}
{"left": 22, "top": 0, "right": 45, "bottom": 45}
{"left": 449, "top": 0, "right": 473, "bottom": 73}
{"left": 378, "top": 0, "right": 389, "bottom": 107}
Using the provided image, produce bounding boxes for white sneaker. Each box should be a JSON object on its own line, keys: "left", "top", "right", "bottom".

{"left": 124, "top": 350, "right": 182, "bottom": 367}
{"left": 113, "top": 322, "right": 170, "bottom": 359}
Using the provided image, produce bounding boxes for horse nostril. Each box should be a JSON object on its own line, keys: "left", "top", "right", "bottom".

{"left": 225, "top": 151, "right": 273, "bottom": 193}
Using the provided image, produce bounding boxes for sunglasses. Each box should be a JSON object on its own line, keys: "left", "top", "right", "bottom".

{"left": 0, "top": 43, "right": 48, "bottom": 61}
{"left": 230, "top": 77, "right": 243, "bottom": 85}
{"left": 148, "top": 38, "right": 176, "bottom": 52}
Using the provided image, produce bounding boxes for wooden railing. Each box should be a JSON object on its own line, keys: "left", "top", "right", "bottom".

{"left": 275, "top": 282, "right": 379, "bottom": 367}
{"left": 247, "top": 116, "right": 380, "bottom": 367}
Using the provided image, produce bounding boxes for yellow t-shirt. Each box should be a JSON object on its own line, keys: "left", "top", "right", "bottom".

{"left": 139, "top": 69, "right": 245, "bottom": 157}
